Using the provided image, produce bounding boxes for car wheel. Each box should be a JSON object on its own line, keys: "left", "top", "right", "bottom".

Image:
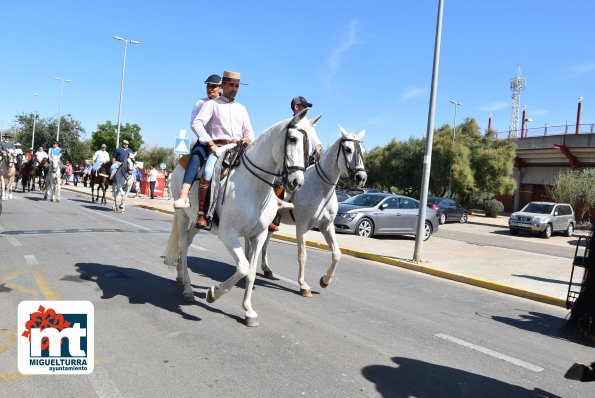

{"left": 459, "top": 213, "right": 468, "bottom": 223}
{"left": 509, "top": 228, "right": 518, "bottom": 235}
{"left": 438, "top": 213, "right": 446, "bottom": 225}
{"left": 423, "top": 221, "right": 433, "bottom": 241}
{"left": 541, "top": 224, "right": 552, "bottom": 239}
{"left": 355, "top": 218, "right": 374, "bottom": 238}
{"left": 566, "top": 223, "right": 574, "bottom": 237}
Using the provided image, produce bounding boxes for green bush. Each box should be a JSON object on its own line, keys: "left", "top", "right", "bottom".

{"left": 482, "top": 199, "right": 504, "bottom": 217}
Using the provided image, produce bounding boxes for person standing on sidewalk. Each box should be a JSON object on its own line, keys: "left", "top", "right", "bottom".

{"left": 148, "top": 165, "right": 158, "bottom": 199}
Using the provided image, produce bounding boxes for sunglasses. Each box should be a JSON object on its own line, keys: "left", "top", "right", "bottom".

{"left": 206, "top": 84, "right": 220, "bottom": 90}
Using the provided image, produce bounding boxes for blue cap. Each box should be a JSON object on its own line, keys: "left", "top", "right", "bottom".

{"left": 204, "top": 74, "right": 222, "bottom": 85}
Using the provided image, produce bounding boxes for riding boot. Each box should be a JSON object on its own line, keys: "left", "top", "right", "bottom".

{"left": 268, "top": 214, "right": 281, "bottom": 232}
{"left": 195, "top": 178, "right": 211, "bottom": 229}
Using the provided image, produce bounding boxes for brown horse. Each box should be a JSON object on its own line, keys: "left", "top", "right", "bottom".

{"left": 19, "top": 157, "right": 38, "bottom": 192}
{"left": 89, "top": 161, "right": 111, "bottom": 204}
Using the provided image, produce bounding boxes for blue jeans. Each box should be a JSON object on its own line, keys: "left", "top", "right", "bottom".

{"left": 183, "top": 143, "right": 207, "bottom": 185}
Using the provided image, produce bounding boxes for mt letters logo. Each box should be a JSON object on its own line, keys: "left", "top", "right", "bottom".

{"left": 18, "top": 301, "right": 94, "bottom": 374}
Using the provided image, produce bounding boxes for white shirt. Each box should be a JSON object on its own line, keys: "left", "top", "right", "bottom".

{"left": 14, "top": 148, "right": 23, "bottom": 156}
{"left": 309, "top": 129, "right": 322, "bottom": 155}
{"left": 192, "top": 96, "right": 255, "bottom": 144}
{"left": 35, "top": 150, "right": 48, "bottom": 162}
{"left": 190, "top": 97, "right": 208, "bottom": 132}
{"left": 93, "top": 149, "right": 110, "bottom": 163}
{"left": 149, "top": 169, "right": 158, "bottom": 182}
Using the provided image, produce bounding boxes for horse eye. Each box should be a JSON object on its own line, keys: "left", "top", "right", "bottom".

{"left": 345, "top": 147, "right": 352, "bottom": 154}
{"left": 289, "top": 136, "right": 298, "bottom": 144}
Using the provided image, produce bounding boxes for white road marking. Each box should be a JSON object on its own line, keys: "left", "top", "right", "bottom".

{"left": 7, "top": 236, "right": 22, "bottom": 246}
{"left": 190, "top": 244, "right": 207, "bottom": 251}
{"left": 435, "top": 333, "right": 544, "bottom": 372}
{"left": 0, "top": 223, "right": 5, "bottom": 231}
{"left": 87, "top": 365, "right": 123, "bottom": 398}
{"left": 82, "top": 209, "right": 152, "bottom": 231}
{"left": 24, "top": 255, "right": 38, "bottom": 265}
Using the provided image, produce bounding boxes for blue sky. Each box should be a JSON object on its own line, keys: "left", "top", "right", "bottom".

{"left": 1, "top": 1, "right": 594, "bottom": 150}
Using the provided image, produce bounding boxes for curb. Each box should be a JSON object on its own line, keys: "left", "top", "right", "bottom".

{"left": 270, "top": 232, "right": 567, "bottom": 308}
{"left": 61, "top": 186, "right": 566, "bottom": 308}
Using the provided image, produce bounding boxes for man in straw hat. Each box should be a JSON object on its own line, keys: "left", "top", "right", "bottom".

{"left": 174, "top": 73, "right": 222, "bottom": 209}
{"left": 180, "top": 70, "right": 255, "bottom": 229}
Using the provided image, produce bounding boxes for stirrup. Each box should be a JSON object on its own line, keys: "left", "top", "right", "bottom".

{"left": 195, "top": 212, "right": 210, "bottom": 229}
{"left": 173, "top": 198, "right": 190, "bottom": 208}
{"left": 277, "top": 200, "right": 294, "bottom": 211}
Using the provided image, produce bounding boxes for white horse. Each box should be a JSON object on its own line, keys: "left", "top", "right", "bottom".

{"left": 44, "top": 155, "right": 61, "bottom": 202}
{"left": 261, "top": 126, "right": 367, "bottom": 296}
{"left": 164, "top": 109, "right": 318, "bottom": 327}
{"left": 111, "top": 152, "right": 137, "bottom": 213}
{"left": 0, "top": 150, "right": 16, "bottom": 200}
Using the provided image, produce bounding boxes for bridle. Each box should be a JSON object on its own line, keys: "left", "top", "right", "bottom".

{"left": 241, "top": 121, "right": 309, "bottom": 188}
{"left": 315, "top": 138, "right": 366, "bottom": 187}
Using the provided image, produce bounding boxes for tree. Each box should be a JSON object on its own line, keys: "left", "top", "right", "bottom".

{"left": 136, "top": 145, "right": 176, "bottom": 171}
{"left": 11, "top": 113, "right": 90, "bottom": 164}
{"left": 364, "top": 117, "right": 516, "bottom": 201}
{"left": 90, "top": 121, "right": 144, "bottom": 155}
{"left": 549, "top": 168, "right": 595, "bottom": 221}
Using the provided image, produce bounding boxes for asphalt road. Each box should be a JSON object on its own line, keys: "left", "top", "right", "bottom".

{"left": 1, "top": 190, "right": 594, "bottom": 397}
{"left": 435, "top": 221, "right": 580, "bottom": 260}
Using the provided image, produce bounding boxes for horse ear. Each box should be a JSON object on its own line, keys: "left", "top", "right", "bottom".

{"left": 132, "top": 151, "right": 137, "bottom": 158}
{"left": 357, "top": 130, "right": 366, "bottom": 140}
{"left": 310, "top": 114, "right": 322, "bottom": 127}
{"left": 290, "top": 108, "right": 309, "bottom": 125}
{"left": 338, "top": 124, "right": 349, "bottom": 137}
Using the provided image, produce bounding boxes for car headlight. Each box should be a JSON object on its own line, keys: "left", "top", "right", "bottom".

{"left": 336, "top": 213, "right": 356, "bottom": 222}
{"left": 510, "top": 215, "right": 517, "bottom": 221}
{"left": 533, "top": 216, "right": 546, "bottom": 223}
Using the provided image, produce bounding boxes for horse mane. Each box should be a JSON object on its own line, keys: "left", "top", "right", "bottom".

{"left": 244, "top": 118, "right": 289, "bottom": 157}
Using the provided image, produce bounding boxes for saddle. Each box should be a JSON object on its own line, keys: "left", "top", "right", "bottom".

{"left": 205, "top": 143, "right": 247, "bottom": 222}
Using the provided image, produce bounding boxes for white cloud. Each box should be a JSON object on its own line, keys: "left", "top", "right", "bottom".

{"left": 400, "top": 88, "right": 425, "bottom": 102}
{"left": 322, "top": 20, "right": 359, "bottom": 89}
{"left": 561, "top": 61, "right": 595, "bottom": 81}
{"left": 479, "top": 102, "right": 508, "bottom": 112}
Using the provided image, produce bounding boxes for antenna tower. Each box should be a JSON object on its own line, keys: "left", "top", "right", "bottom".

{"left": 508, "top": 65, "right": 526, "bottom": 138}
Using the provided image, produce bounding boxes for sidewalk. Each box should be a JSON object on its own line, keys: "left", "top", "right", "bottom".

{"left": 62, "top": 183, "right": 584, "bottom": 308}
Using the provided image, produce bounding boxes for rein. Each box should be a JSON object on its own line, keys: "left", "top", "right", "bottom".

{"left": 338, "top": 138, "right": 366, "bottom": 184}
{"left": 241, "top": 122, "right": 309, "bottom": 189}
{"left": 315, "top": 138, "right": 366, "bottom": 187}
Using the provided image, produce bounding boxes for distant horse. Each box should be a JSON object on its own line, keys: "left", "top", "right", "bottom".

{"left": 260, "top": 126, "right": 367, "bottom": 296}
{"left": 44, "top": 155, "right": 62, "bottom": 202}
{"left": 19, "top": 158, "right": 38, "bottom": 192}
{"left": 0, "top": 150, "right": 16, "bottom": 200}
{"left": 111, "top": 152, "right": 137, "bottom": 213}
{"left": 164, "top": 109, "right": 315, "bottom": 326}
{"left": 13, "top": 154, "right": 23, "bottom": 190}
{"left": 36, "top": 158, "right": 48, "bottom": 191}
{"left": 90, "top": 162, "right": 111, "bottom": 205}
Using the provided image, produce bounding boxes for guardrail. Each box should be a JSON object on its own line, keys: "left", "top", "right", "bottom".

{"left": 495, "top": 123, "right": 595, "bottom": 139}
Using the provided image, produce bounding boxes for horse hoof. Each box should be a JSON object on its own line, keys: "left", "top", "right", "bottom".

{"left": 262, "top": 270, "right": 274, "bottom": 279}
{"left": 206, "top": 286, "right": 216, "bottom": 303}
{"left": 319, "top": 277, "right": 329, "bottom": 289}
{"left": 245, "top": 316, "right": 260, "bottom": 327}
{"left": 183, "top": 292, "right": 195, "bottom": 302}
{"left": 299, "top": 288, "right": 312, "bottom": 297}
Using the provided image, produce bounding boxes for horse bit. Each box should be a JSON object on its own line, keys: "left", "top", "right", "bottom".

{"left": 315, "top": 138, "right": 365, "bottom": 187}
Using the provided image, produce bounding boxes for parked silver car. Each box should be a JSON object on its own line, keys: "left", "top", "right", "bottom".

{"left": 334, "top": 193, "right": 440, "bottom": 240}
{"left": 508, "top": 201, "right": 575, "bottom": 238}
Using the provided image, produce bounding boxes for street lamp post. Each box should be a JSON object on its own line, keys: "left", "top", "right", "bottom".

{"left": 448, "top": 99, "right": 462, "bottom": 196}
{"left": 32, "top": 93, "right": 39, "bottom": 150}
{"left": 53, "top": 77, "right": 71, "bottom": 141}
{"left": 113, "top": 35, "right": 139, "bottom": 148}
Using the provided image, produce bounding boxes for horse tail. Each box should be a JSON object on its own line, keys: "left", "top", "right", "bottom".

{"left": 164, "top": 210, "right": 180, "bottom": 267}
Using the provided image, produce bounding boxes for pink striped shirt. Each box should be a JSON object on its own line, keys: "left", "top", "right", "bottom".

{"left": 192, "top": 96, "right": 255, "bottom": 144}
